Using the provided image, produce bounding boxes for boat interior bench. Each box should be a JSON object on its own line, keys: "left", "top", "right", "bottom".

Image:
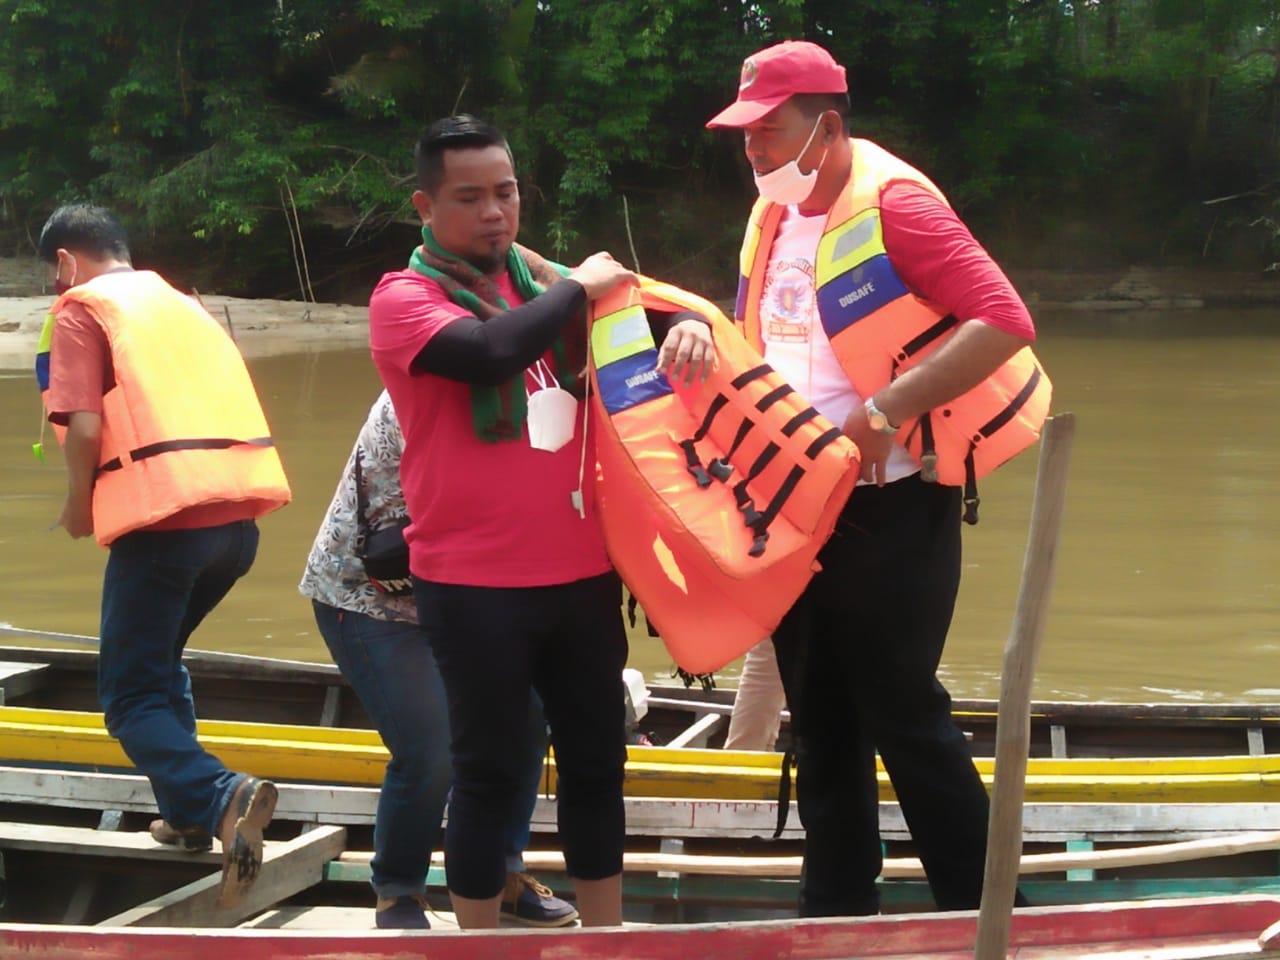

{"left": 0, "top": 818, "right": 346, "bottom": 928}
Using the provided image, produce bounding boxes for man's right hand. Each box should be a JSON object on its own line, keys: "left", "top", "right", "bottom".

{"left": 57, "top": 492, "right": 94, "bottom": 539}
{"left": 568, "top": 252, "right": 637, "bottom": 299}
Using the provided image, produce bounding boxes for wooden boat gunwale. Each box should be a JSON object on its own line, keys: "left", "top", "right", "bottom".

{"left": 4, "top": 894, "right": 1280, "bottom": 959}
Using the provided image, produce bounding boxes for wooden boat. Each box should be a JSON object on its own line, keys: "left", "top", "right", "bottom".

{"left": 5, "top": 895, "right": 1280, "bottom": 959}
{"left": 7, "top": 636, "right": 1280, "bottom": 950}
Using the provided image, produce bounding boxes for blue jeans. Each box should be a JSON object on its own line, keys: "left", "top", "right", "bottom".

{"left": 312, "top": 601, "right": 547, "bottom": 898}
{"left": 98, "top": 520, "right": 259, "bottom": 835}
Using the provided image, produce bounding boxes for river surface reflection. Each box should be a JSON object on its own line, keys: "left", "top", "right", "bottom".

{"left": 2, "top": 306, "right": 1278, "bottom": 701}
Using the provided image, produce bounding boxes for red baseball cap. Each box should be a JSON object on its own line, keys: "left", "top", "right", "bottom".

{"left": 706, "top": 41, "right": 847, "bottom": 129}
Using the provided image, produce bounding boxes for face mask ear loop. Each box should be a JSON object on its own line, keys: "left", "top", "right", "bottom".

{"left": 572, "top": 318, "right": 592, "bottom": 519}
{"left": 529, "top": 355, "right": 560, "bottom": 396}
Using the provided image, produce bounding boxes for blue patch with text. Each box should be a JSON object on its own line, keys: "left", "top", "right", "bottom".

{"left": 597, "top": 348, "right": 673, "bottom": 414}
{"left": 817, "top": 254, "right": 909, "bottom": 337}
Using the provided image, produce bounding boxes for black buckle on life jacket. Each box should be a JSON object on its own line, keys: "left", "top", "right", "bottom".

{"left": 732, "top": 484, "right": 771, "bottom": 557}
{"left": 707, "top": 457, "right": 734, "bottom": 482}
{"left": 678, "top": 439, "right": 713, "bottom": 488}
{"left": 962, "top": 447, "right": 980, "bottom": 525}
{"left": 918, "top": 413, "right": 939, "bottom": 483}
{"left": 673, "top": 667, "right": 716, "bottom": 692}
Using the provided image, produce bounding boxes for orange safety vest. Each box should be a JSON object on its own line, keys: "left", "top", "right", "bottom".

{"left": 736, "top": 139, "right": 1051, "bottom": 523}
{"left": 42, "top": 271, "right": 291, "bottom": 545}
{"left": 590, "top": 278, "right": 859, "bottom": 675}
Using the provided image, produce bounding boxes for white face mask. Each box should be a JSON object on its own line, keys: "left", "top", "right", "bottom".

{"left": 526, "top": 360, "right": 579, "bottom": 453}
{"left": 753, "top": 117, "right": 827, "bottom": 206}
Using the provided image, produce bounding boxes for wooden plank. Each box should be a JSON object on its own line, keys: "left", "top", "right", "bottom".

{"left": 0, "top": 820, "right": 222, "bottom": 863}
{"left": 318, "top": 687, "right": 342, "bottom": 727}
{"left": 333, "top": 830, "right": 1280, "bottom": 880}
{"left": 1050, "top": 723, "right": 1068, "bottom": 759}
{"left": 0, "top": 765, "right": 384, "bottom": 825}
{"left": 1064, "top": 839, "right": 1094, "bottom": 882}
{"left": 12, "top": 705, "right": 1280, "bottom": 802}
{"left": 664, "top": 714, "right": 723, "bottom": 749}
{"left": 100, "top": 824, "right": 346, "bottom": 928}
{"left": 322, "top": 858, "right": 1280, "bottom": 912}
{"left": 10, "top": 765, "right": 1280, "bottom": 843}
{"left": 11, "top": 637, "right": 1280, "bottom": 730}
{"left": 0, "top": 641, "right": 345, "bottom": 686}
{"left": 62, "top": 810, "right": 125, "bottom": 924}
{"left": 0, "top": 660, "right": 51, "bottom": 704}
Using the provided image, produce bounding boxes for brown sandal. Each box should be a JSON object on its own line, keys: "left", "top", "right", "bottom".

{"left": 216, "top": 776, "right": 278, "bottom": 908}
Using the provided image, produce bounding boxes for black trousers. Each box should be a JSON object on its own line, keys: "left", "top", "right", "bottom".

{"left": 772, "top": 474, "right": 992, "bottom": 916}
{"left": 413, "top": 572, "right": 628, "bottom": 899}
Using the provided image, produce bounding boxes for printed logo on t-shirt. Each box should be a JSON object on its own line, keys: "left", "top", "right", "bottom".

{"left": 761, "top": 257, "right": 817, "bottom": 344}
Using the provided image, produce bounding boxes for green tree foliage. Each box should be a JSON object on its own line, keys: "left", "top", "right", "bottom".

{"left": 1, "top": 0, "right": 1277, "bottom": 295}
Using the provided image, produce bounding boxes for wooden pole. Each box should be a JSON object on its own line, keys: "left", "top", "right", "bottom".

{"left": 974, "top": 412, "right": 1076, "bottom": 960}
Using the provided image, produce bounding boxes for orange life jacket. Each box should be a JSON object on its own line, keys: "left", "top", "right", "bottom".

{"left": 589, "top": 278, "right": 860, "bottom": 674}
{"left": 736, "top": 139, "right": 1051, "bottom": 522}
{"left": 43, "top": 271, "right": 291, "bottom": 545}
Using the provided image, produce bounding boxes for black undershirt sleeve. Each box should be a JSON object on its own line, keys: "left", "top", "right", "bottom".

{"left": 412, "top": 282, "right": 710, "bottom": 387}
{"left": 411, "top": 280, "right": 587, "bottom": 385}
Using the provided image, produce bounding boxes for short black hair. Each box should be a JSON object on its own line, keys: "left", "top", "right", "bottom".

{"left": 37, "top": 204, "right": 131, "bottom": 264}
{"left": 791, "top": 92, "right": 852, "bottom": 135}
{"left": 414, "top": 114, "right": 513, "bottom": 196}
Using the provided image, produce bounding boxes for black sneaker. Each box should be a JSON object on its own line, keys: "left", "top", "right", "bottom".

{"left": 375, "top": 894, "right": 431, "bottom": 929}
{"left": 499, "top": 873, "right": 579, "bottom": 927}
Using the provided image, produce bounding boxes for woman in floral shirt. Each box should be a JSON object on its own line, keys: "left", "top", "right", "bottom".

{"left": 299, "top": 390, "right": 575, "bottom": 930}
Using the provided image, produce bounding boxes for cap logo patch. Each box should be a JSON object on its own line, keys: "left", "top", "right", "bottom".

{"left": 739, "top": 58, "right": 758, "bottom": 91}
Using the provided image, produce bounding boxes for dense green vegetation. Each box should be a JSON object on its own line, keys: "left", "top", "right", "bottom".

{"left": 1, "top": 1, "right": 1277, "bottom": 300}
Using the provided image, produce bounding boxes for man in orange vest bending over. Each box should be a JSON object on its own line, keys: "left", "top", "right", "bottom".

{"left": 36, "top": 204, "right": 291, "bottom": 909}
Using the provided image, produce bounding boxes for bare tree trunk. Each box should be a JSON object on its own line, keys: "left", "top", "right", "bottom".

{"left": 1103, "top": 0, "right": 1119, "bottom": 55}
{"left": 1073, "top": 0, "right": 1088, "bottom": 72}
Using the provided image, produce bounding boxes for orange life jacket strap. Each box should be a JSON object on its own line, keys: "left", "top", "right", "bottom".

{"left": 761, "top": 424, "right": 844, "bottom": 531}
{"left": 730, "top": 423, "right": 843, "bottom": 558}
{"left": 99, "top": 436, "right": 274, "bottom": 474}
{"left": 678, "top": 363, "right": 778, "bottom": 487}
{"left": 782, "top": 406, "right": 821, "bottom": 436}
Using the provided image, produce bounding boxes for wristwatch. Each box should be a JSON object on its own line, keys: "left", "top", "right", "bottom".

{"left": 864, "top": 397, "right": 899, "bottom": 435}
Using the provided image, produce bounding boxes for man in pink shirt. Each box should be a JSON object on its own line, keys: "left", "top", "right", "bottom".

{"left": 369, "top": 114, "right": 710, "bottom": 929}
{"left": 707, "top": 42, "right": 1037, "bottom": 917}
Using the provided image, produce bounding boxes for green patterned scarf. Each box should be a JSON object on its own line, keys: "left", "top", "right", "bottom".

{"left": 407, "top": 226, "right": 581, "bottom": 442}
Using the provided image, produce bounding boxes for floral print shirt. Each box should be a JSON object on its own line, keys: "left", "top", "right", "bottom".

{"left": 298, "top": 389, "right": 416, "bottom": 623}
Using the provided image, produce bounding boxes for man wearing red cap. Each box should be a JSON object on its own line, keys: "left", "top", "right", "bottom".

{"left": 708, "top": 40, "right": 1042, "bottom": 916}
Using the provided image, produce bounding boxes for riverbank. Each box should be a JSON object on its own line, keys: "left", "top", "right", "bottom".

{"left": 0, "top": 254, "right": 369, "bottom": 369}
{"left": 1, "top": 259, "right": 1277, "bottom": 370}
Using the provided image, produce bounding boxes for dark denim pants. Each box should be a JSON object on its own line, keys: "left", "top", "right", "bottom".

{"left": 98, "top": 519, "right": 259, "bottom": 835}
{"left": 312, "top": 601, "right": 547, "bottom": 899}
{"left": 773, "top": 475, "right": 993, "bottom": 917}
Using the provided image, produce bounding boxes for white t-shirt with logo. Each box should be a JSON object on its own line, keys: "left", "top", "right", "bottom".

{"left": 759, "top": 206, "right": 919, "bottom": 484}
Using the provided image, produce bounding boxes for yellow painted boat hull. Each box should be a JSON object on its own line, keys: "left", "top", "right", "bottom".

{"left": 3, "top": 705, "right": 1280, "bottom": 803}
